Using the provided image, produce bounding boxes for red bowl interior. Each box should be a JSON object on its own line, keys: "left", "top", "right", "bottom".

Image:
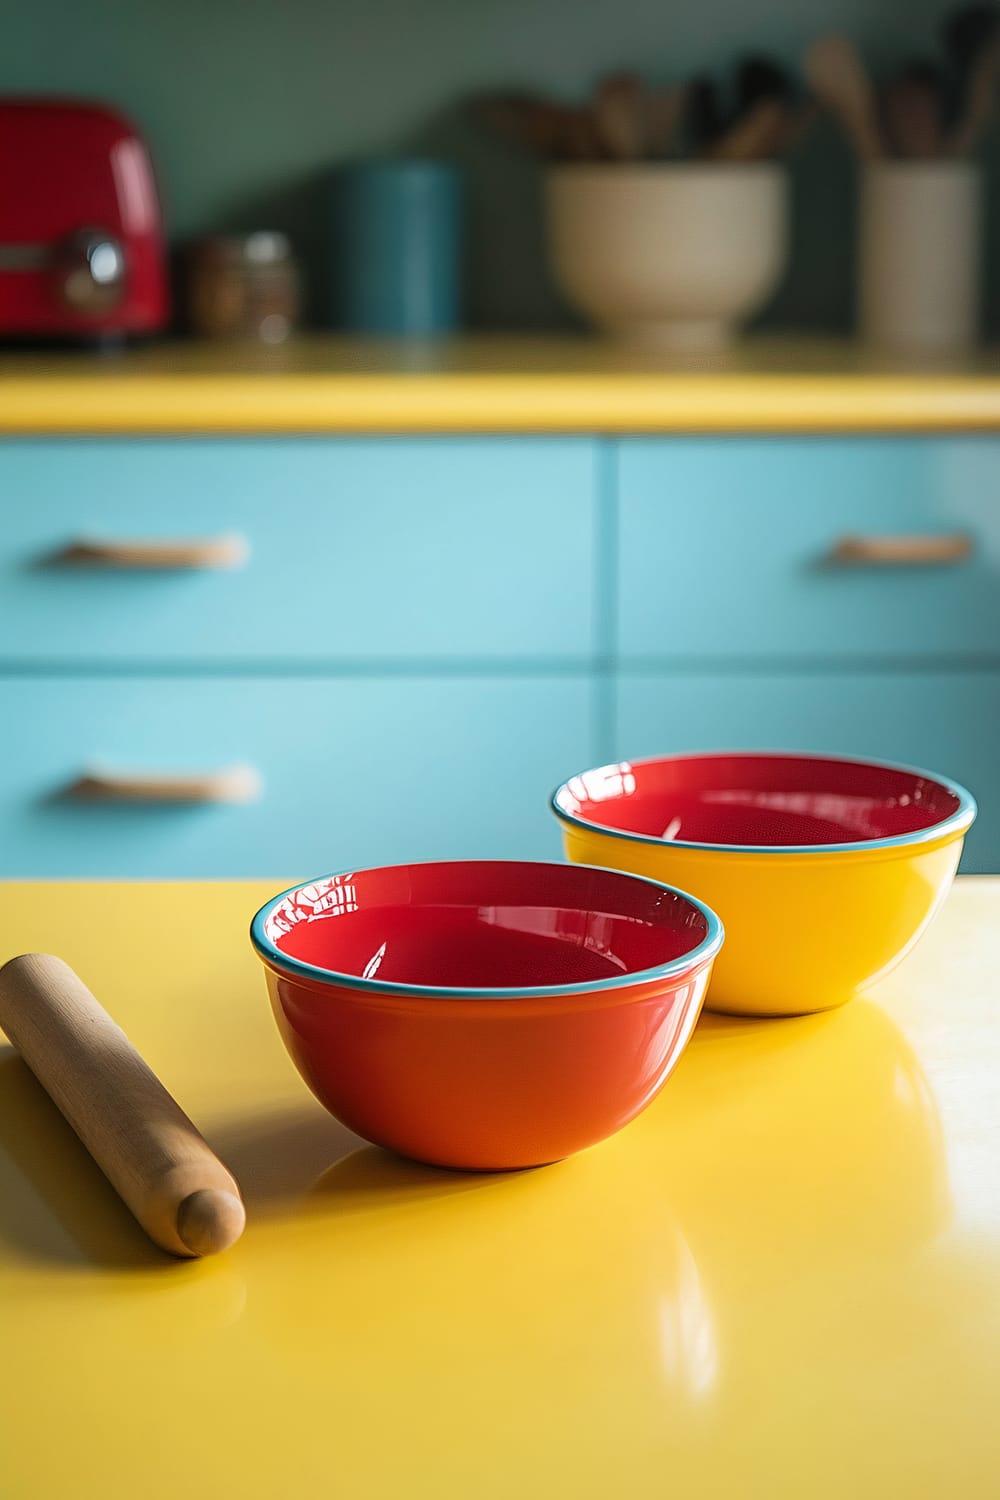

{"left": 556, "top": 753, "right": 963, "bottom": 849}
{"left": 259, "top": 860, "right": 711, "bottom": 991}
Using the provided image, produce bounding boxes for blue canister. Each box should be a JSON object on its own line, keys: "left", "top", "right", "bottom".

{"left": 332, "top": 159, "right": 463, "bottom": 336}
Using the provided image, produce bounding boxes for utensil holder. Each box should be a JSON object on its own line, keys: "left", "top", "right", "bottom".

{"left": 858, "top": 162, "right": 981, "bottom": 355}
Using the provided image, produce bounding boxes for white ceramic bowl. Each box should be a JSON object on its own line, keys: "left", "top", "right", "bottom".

{"left": 546, "top": 164, "right": 788, "bottom": 350}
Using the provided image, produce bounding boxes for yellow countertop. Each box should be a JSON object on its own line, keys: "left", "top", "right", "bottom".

{"left": 1, "top": 335, "right": 1000, "bottom": 433}
{"left": 1, "top": 877, "right": 998, "bottom": 1498}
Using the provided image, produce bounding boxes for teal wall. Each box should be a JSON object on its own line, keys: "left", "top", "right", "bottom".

{"left": 5, "top": 0, "right": 997, "bottom": 331}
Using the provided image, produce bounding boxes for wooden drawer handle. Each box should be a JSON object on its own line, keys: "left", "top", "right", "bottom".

{"left": 829, "top": 534, "right": 974, "bottom": 566}
{"left": 51, "top": 534, "right": 249, "bottom": 570}
{"left": 65, "top": 764, "right": 262, "bottom": 805}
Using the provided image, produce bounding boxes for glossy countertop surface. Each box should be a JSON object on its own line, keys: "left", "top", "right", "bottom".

{"left": 2, "top": 335, "right": 1000, "bottom": 432}
{"left": 1, "top": 878, "right": 999, "bottom": 1498}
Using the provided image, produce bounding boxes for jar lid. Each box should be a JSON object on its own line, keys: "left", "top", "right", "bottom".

{"left": 192, "top": 233, "right": 292, "bottom": 265}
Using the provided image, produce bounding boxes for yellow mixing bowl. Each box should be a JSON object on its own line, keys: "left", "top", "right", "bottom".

{"left": 552, "top": 751, "right": 976, "bottom": 1016}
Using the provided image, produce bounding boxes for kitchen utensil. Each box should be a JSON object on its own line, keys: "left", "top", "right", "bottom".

{"left": 251, "top": 860, "right": 723, "bottom": 1171}
{"left": 943, "top": 2, "right": 1000, "bottom": 116}
{"left": 883, "top": 62, "right": 945, "bottom": 157}
{"left": 947, "top": 31, "right": 1000, "bottom": 153}
{"left": 859, "top": 161, "right": 980, "bottom": 351}
{"left": 546, "top": 163, "right": 787, "bottom": 349}
{"left": 772, "top": 100, "right": 821, "bottom": 155}
{"left": 711, "top": 99, "right": 787, "bottom": 161}
{"left": 552, "top": 752, "right": 975, "bottom": 1017}
{"left": 0, "top": 99, "right": 169, "bottom": 340}
{"left": 709, "top": 56, "right": 796, "bottom": 162}
{"left": 331, "top": 159, "right": 463, "bottom": 337}
{"left": 474, "top": 93, "right": 598, "bottom": 161}
{"left": 643, "top": 85, "right": 689, "bottom": 158}
{"left": 804, "top": 35, "right": 884, "bottom": 158}
{"left": 685, "top": 75, "right": 725, "bottom": 155}
{"left": 595, "top": 72, "right": 646, "bottom": 159}
{"left": 0, "top": 953, "right": 245, "bottom": 1256}
{"left": 734, "top": 55, "right": 793, "bottom": 114}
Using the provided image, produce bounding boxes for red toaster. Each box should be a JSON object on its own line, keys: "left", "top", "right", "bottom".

{"left": 0, "top": 99, "right": 170, "bottom": 339}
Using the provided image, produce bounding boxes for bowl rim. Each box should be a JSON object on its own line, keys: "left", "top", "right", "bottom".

{"left": 551, "top": 749, "right": 978, "bottom": 856}
{"left": 249, "top": 858, "right": 724, "bottom": 1000}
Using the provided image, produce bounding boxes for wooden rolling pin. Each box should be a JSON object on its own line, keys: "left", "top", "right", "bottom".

{"left": 0, "top": 953, "right": 245, "bottom": 1258}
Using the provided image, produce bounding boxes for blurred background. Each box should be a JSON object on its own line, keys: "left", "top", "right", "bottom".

{"left": 5, "top": 0, "right": 1000, "bottom": 331}
{"left": 0, "top": 0, "right": 998, "bottom": 881}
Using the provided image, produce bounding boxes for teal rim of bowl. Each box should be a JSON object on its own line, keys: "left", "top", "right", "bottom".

{"left": 551, "top": 750, "right": 978, "bottom": 858}
{"left": 250, "top": 859, "right": 724, "bottom": 1001}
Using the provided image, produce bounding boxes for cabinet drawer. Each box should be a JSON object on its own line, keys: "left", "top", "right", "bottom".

{"left": 0, "top": 439, "right": 596, "bottom": 662}
{"left": 616, "top": 669, "right": 999, "bottom": 872}
{"left": 618, "top": 438, "right": 1000, "bottom": 660}
{"left": 0, "top": 675, "right": 593, "bottom": 876}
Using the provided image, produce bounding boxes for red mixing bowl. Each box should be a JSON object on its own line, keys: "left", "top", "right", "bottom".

{"left": 251, "top": 860, "right": 723, "bottom": 1170}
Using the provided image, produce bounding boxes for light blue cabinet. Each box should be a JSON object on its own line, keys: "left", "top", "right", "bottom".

{"left": 0, "top": 675, "right": 592, "bottom": 877}
{"left": 0, "top": 440, "right": 597, "bottom": 663}
{"left": 612, "top": 436, "right": 1000, "bottom": 874}
{"left": 0, "top": 432, "right": 997, "bottom": 876}
{"left": 617, "top": 438, "right": 1000, "bottom": 661}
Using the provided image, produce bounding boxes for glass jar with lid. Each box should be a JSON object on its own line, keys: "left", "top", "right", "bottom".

{"left": 187, "top": 232, "right": 300, "bottom": 342}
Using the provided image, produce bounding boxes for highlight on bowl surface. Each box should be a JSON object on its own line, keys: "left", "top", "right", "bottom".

{"left": 552, "top": 750, "right": 976, "bottom": 1018}
{"left": 251, "top": 859, "right": 723, "bottom": 1171}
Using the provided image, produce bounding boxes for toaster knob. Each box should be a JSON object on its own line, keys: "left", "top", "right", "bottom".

{"left": 53, "top": 229, "right": 126, "bottom": 314}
